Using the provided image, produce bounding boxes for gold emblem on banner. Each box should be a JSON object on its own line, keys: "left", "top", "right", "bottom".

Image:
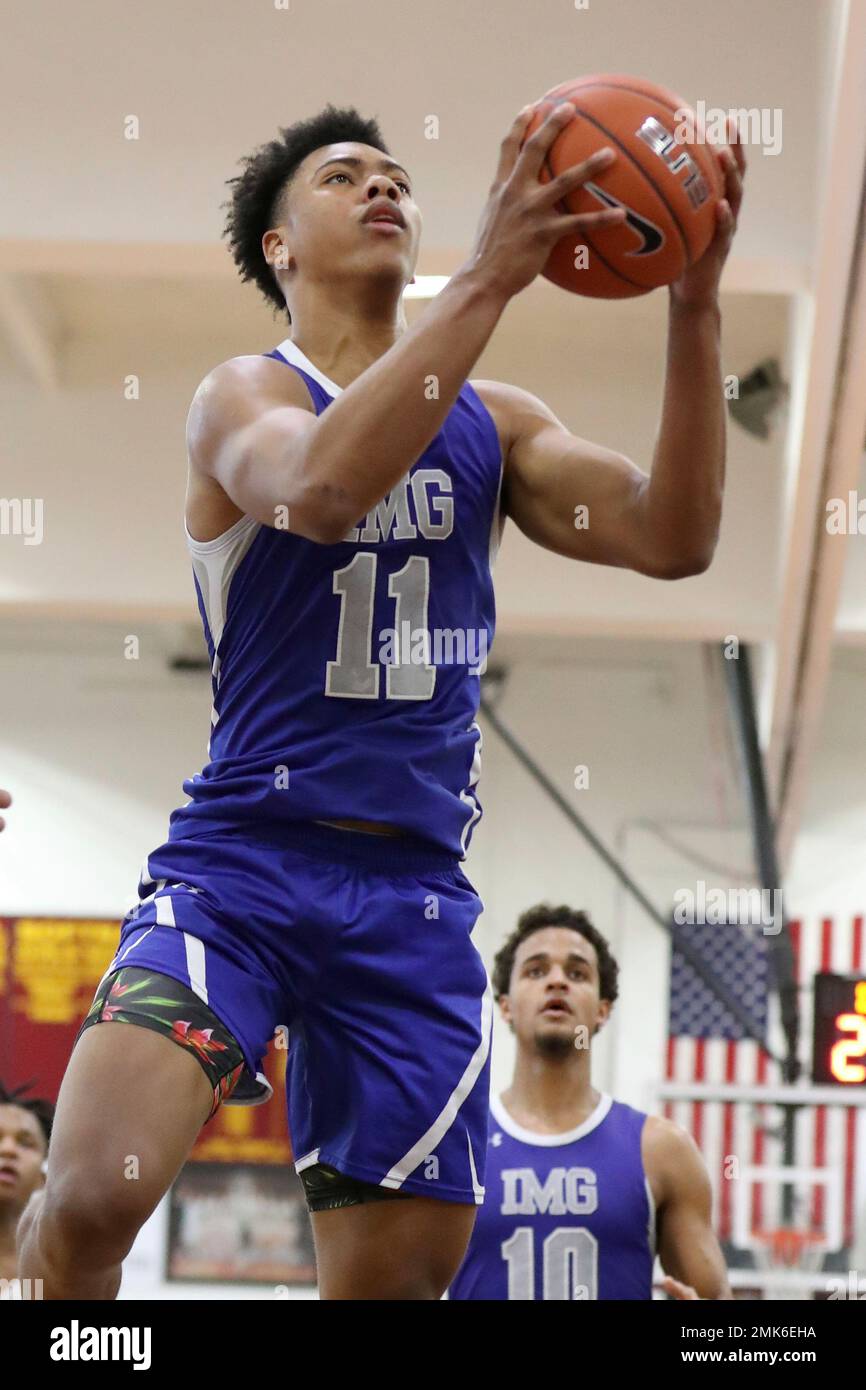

{"left": 12, "top": 920, "right": 118, "bottom": 1023}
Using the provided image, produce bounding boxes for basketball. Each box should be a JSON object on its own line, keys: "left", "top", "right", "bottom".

{"left": 523, "top": 74, "right": 725, "bottom": 298}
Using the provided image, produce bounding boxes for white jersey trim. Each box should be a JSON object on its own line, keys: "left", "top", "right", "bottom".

{"left": 184, "top": 511, "right": 257, "bottom": 553}
{"left": 273, "top": 338, "right": 343, "bottom": 397}
{"left": 489, "top": 1090, "right": 613, "bottom": 1147}
{"left": 488, "top": 453, "right": 506, "bottom": 570}
{"left": 186, "top": 514, "right": 260, "bottom": 657}
{"left": 645, "top": 1175, "right": 657, "bottom": 1256}
{"left": 458, "top": 720, "right": 484, "bottom": 856}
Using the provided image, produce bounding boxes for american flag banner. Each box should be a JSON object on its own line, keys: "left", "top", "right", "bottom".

{"left": 664, "top": 914, "right": 866, "bottom": 1257}
{"left": 668, "top": 916, "right": 770, "bottom": 1044}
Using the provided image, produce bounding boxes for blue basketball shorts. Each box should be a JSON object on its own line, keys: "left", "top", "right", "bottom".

{"left": 93, "top": 820, "right": 493, "bottom": 1206}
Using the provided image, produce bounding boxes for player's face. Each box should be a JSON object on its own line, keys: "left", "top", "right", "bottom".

{"left": 504, "top": 928, "right": 611, "bottom": 1055}
{"left": 273, "top": 141, "right": 421, "bottom": 293}
{"left": 0, "top": 1105, "right": 46, "bottom": 1212}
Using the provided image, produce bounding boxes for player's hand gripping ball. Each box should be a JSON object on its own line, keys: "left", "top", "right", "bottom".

{"left": 522, "top": 74, "right": 726, "bottom": 298}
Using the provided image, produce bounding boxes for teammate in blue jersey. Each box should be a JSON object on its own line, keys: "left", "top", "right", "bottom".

{"left": 20, "top": 103, "right": 744, "bottom": 1299}
{"left": 449, "top": 905, "right": 732, "bottom": 1300}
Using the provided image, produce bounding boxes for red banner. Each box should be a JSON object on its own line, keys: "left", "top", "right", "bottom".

{"left": 0, "top": 916, "right": 291, "bottom": 1163}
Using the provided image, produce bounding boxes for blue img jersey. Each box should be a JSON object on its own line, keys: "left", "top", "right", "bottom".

{"left": 169, "top": 337, "right": 505, "bottom": 858}
{"left": 449, "top": 1093, "right": 656, "bottom": 1300}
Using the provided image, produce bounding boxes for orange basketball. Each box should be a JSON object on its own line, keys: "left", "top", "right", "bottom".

{"left": 523, "top": 74, "right": 725, "bottom": 299}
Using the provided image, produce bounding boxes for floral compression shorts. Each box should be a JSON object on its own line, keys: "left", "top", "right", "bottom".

{"left": 76, "top": 965, "right": 247, "bottom": 1121}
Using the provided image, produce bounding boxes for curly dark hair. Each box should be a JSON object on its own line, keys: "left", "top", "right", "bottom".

{"left": 492, "top": 904, "right": 620, "bottom": 1007}
{"left": 223, "top": 103, "right": 392, "bottom": 321}
{"left": 0, "top": 1077, "right": 54, "bottom": 1152}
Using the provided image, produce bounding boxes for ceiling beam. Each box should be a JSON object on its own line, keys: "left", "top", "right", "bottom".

{"left": 0, "top": 238, "right": 808, "bottom": 296}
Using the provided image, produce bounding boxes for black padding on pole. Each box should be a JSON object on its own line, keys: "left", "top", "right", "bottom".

{"left": 721, "top": 643, "right": 800, "bottom": 1086}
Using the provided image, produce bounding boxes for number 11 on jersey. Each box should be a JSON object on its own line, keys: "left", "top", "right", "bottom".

{"left": 325, "top": 552, "right": 436, "bottom": 701}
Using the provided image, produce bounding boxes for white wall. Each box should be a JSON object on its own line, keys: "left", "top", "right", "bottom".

{"left": 788, "top": 648, "right": 866, "bottom": 915}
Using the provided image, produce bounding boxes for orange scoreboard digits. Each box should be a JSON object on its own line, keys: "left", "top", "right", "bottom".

{"left": 813, "top": 973, "right": 866, "bottom": 1086}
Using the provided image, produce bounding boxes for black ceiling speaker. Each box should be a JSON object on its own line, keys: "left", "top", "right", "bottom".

{"left": 727, "top": 358, "right": 788, "bottom": 440}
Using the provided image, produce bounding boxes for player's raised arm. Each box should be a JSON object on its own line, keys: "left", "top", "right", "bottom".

{"left": 293, "top": 105, "right": 625, "bottom": 540}
{"left": 644, "top": 1116, "right": 733, "bottom": 1299}
{"left": 190, "top": 104, "right": 627, "bottom": 546}
{"left": 488, "top": 126, "right": 746, "bottom": 580}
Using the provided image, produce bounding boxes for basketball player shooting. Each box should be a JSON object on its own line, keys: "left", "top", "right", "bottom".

{"left": 18, "top": 100, "right": 744, "bottom": 1300}
{"left": 448, "top": 906, "right": 732, "bottom": 1300}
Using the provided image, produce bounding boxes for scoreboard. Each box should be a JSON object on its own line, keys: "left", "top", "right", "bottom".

{"left": 812, "top": 972, "right": 866, "bottom": 1085}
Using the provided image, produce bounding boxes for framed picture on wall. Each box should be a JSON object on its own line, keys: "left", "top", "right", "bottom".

{"left": 166, "top": 1161, "right": 316, "bottom": 1286}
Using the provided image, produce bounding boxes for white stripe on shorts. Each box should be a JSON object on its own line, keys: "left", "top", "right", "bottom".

{"left": 154, "top": 893, "right": 176, "bottom": 927}
{"left": 183, "top": 931, "right": 208, "bottom": 1004}
{"left": 380, "top": 976, "right": 493, "bottom": 1191}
